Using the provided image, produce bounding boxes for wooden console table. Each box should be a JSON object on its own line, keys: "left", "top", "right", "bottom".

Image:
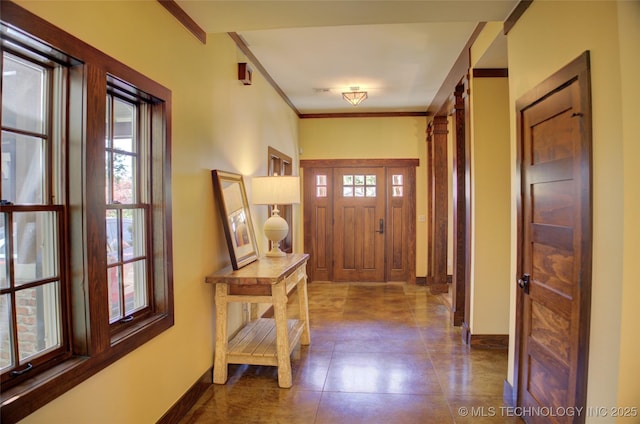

{"left": 205, "top": 253, "right": 310, "bottom": 388}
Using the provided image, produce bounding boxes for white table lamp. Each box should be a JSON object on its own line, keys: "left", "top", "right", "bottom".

{"left": 252, "top": 175, "right": 300, "bottom": 257}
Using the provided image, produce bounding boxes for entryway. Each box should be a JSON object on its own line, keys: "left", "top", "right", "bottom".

{"left": 301, "top": 159, "right": 418, "bottom": 283}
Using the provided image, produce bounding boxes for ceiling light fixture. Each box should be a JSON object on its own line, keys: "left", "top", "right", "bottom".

{"left": 342, "top": 87, "right": 368, "bottom": 106}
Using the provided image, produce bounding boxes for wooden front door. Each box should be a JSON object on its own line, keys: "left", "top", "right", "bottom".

{"left": 302, "top": 159, "right": 418, "bottom": 283}
{"left": 515, "top": 52, "right": 592, "bottom": 423}
{"left": 333, "top": 167, "right": 386, "bottom": 281}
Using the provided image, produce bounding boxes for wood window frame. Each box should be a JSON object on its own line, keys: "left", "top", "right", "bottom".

{"left": 0, "top": 3, "right": 174, "bottom": 423}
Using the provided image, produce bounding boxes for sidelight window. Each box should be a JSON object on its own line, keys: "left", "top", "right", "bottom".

{"left": 392, "top": 174, "right": 404, "bottom": 197}
{"left": 315, "top": 174, "right": 327, "bottom": 197}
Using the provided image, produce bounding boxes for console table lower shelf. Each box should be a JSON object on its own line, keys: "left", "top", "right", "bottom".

{"left": 226, "top": 318, "right": 304, "bottom": 366}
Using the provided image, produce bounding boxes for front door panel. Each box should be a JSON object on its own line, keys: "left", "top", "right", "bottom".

{"left": 333, "top": 167, "right": 385, "bottom": 281}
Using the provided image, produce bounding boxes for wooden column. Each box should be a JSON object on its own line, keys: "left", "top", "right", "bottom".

{"left": 429, "top": 116, "right": 449, "bottom": 294}
{"left": 426, "top": 123, "right": 434, "bottom": 283}
{"left": 452, "top": 79, "right": 470, "bottom": 327}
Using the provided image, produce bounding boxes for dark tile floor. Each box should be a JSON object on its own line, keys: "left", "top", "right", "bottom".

{"left": 179, "top": 282, "right": 522, "bottom": 423}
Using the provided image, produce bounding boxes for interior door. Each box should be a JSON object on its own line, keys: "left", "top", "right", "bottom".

{"left": 516, "top": 53, "right": 592, "bottom": 423}
{"left": 333, "top": 167, "right": 386, "bottom": 281}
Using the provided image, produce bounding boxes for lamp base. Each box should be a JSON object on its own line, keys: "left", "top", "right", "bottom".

{"left": 266, "top": 245, "right": 287, "bottom": 257}
{"left": 263, "top": 212, "right": 289, "bottom": 258}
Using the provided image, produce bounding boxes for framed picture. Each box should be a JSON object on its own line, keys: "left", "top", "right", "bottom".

{"left": 212, "top": 170, "right": 259, "bottom": 270}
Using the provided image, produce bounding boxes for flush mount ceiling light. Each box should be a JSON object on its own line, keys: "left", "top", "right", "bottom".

{"left": 342, "top": 87, "right": 368, "bottom": 106}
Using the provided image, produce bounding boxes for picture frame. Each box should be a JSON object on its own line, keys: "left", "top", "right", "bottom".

{"left": 211, "top": 170, "right": 259, "bottom": 270}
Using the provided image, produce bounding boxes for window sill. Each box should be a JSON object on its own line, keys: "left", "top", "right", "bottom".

{"left": 1, "top": 357, "right": 89, "bottom": 424}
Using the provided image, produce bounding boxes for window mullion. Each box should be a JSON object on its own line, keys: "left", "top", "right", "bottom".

{"left": 106, "top": 94, "right": 114, "bottom": 205}
{"left": 51, "top": 65, "right": 66, "bottom": 205}
{"left": 8, "top": 211, "right": 19, "bottom": 372}
{"left": 44, "top": 63, "right": 54, "bottom": 205}
{"left": 84, "top": 64, "right": 110, "bottom": 354}
{"left": 8, "top": 291, "right": 19, "bottom": 372}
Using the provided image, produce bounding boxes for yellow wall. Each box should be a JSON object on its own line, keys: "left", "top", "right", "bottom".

{"left": 468, "top": 76, "right": 511, "bottom": 335}
{"left": 462, "top": 21, "right": 512, "bottom": 337}
{"left": 299, "top": 117, "right": 428, "bottom": 276}
{"left": 616, "top": 0, "right": 640, "bottom": 412}
{"left": 13, "top": 1, "right": 300, "bottom": 422}
{"left": 506, "top": 0, "right": 640, "bottom": 415}
{"left": 471, "top": 21, "right": 503, "bottom": 62}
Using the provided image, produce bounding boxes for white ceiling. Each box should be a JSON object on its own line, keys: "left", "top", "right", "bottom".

{"left": 175, "top": 0, "right": 518, "bottom": 114}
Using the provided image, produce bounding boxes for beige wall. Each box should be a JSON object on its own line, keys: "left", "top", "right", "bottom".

{"left": 441, "top": 20, "right": 511, "bottom": 337}
{"left": 14, "top": 1, "right": 300, "bottom": 422}
{"left": 615, "top": 0, "right": 640, "bottom": 412}
{"left": 468, "top": 76, "right": 511, "bottom": 335}
{"left": 299, "top": 117, "right": 428, "bottom": 276}
{"left": 506, "top": 0, "right": 639, "bottom": 416}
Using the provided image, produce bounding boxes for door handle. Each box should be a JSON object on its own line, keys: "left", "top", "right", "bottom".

{"left": 517, "top": 273, "right": 530, "bottom": 294}
{"left": 375, "top": 219, "right": 384, "bottom": 234}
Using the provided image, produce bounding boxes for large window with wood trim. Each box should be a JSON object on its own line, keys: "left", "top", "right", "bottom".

{"left": 0, "top": 4, "right": 173, "bottom": 422}
{"left": 0, "top": 46, "right": 69, "bottom": 384}
{"left": 106, "top": 86, "right": 151, "bottom": 327}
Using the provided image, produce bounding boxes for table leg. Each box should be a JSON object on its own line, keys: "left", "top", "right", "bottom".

{"left": 272, "top": 280, "right": 292, "bottom": 388}
{"left": 213, "top": 283, "right": 229, "bottom": 384}
{"left": 297, "top": 272, "right": 311, "bottom": 346}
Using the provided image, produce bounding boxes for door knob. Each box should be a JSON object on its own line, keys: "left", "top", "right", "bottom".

{"left": 517, "top": 273, "right": 530, "bottom": 294}
{"left": 375, "top": 218, "right": 384, "bottom": 234}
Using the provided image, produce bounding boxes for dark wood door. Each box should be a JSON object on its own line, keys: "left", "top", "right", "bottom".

{"left": 333, "top": 167, "right": 386, "bottom": 281}
{"left": 516, "top": 53, "right": 592, "bottom": 423}
{"left": 302, "top": 159, "right": 418, "bottom": 283}
{"left": 302, "top": 167, "right": 333, "bottom": 282}
{"left": 386, "top": 166, "right": 416, "bottom": 282}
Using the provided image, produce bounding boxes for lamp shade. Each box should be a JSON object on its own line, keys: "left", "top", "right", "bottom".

{"left": 251, "top": 175, "right": 300, "bottom": 257}
{"left": 251, "top": 176, "right": 300, "bottom": 206}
